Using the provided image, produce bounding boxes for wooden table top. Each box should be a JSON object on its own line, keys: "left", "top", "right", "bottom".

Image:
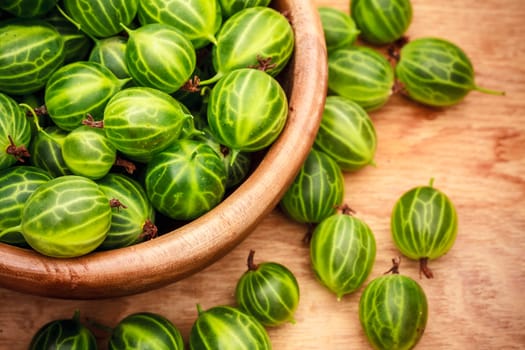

{"left": 1, "top": 0, "right": 524, "bottom": 349}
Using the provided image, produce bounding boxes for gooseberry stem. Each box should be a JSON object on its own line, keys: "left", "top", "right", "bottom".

{"left": 419, "top": 257, "right": 434, "bottom": 279}
{"left": 180, "top": 114, "right": 203, "bottom": 139}
{"left": 384, "top": 256, "right": 402, "bottom": 275}
{"left": 196, "top": 304, "right": 204, "bottom": 315}
{"left": 109, "top": 198, "right": 127, "bottom": 210}
{"left": 20, "top": 103, "right": 56, "bottom": 142}
{"left": 198, "top": 72, "right": 223, "bottom": 86}
{"left": 338, "top": 203, "right": 356, "bottom": 216}
{"left": 56, "top": 5, "right": 99, "bottom": 43}
{"left": 114, "top": 156, "right": 136, "bottom": 174}
{"left": 139, "top": 220, "right": 158, "bottom": 240}
{"left": 119, "top": 22, "right": 131, "bottom": 34}
{"left": 56, "top": 5, "right": 81, "bottom": 31}
{"left": 247, "top": 249, "right": 258, "bottom": 271}
{"left": 6, "top": 135, "right": 30, "bottom": 163}
{"left": 228, "top": 149, "right": 240, "bottom": 167}
{"left": 302, "top": 224, "right": 316, "bottom": 245}
{"left": 182, "top": 76, "right": 201, "bottom": 92}
{"left": 249, "top": 55, "right": 277, "bottom": 72}
{"left": 31, "top": 105, "right": 48, "bottom": 116}
{"left": 82, "top": 114, "right": 104, "bottom": 128}
{"left": 473, "top": 85, "right": 505, "bottom": 96}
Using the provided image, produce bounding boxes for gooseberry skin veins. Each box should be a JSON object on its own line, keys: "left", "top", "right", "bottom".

{"left": 359, "top": 273, "right": 428, "bottom": 350}
{"left": 395, "top": 37, "right": 504, "bottom": 107}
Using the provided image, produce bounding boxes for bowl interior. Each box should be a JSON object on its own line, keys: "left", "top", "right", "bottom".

{"left": 0, "top": 0, "right": 328, "bottom": 299}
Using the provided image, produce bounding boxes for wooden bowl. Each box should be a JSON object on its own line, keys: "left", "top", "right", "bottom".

{"left": 0, "top": 0, "right": 327, "bottom": 299}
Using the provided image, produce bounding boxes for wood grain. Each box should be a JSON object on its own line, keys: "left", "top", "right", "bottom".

{"left": 1, "top": 0, "right": 524, "bottom": 349}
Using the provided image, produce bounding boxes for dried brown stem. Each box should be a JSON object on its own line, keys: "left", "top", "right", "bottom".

{"left": 139, "top": 220, "right": 158, "bottom": 241}
{"left": 6, "top": 135, "right": 30, "bottom": 163}
{"left": 387, "top": 35, "right": 410, "bottom": 65}
{"left": 419, "top": 257, "right": 434, "bottom": 279}
{"left": 25, "top": 105, "right": 48, "bottom": 117}
{"left": 392, "top": 80, "right": 408, "bottom": 95}
{"left": 302, "top": 223, "right": 316, "bottom": 245}
{"left": 109, "top": 198, "right": 127, "bottom": 211}
{"left": 34, "top": 105, "right": 48, "bottom": 116}
{"left": 384, "top": 256, "right": 402, "bottom": 275}
{"left": 247, "top": 249, "right": 258, "bottom": 271}
{"left": 181, "top": 76, "right": 201, "bottom": 92}
{"left": 249, "top": 55, "right": 277, "bottom": 72}
{"left": 114, "top": 157, "right": 136, "bottom": 174}
{"left": 338, "top": 203, "right": 356, "bottom": 216}
{"left": 82, "top": 114, "right": 104, "bottom": 128}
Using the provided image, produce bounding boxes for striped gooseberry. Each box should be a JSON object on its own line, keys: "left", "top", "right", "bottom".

{"left": 189, "top": 305, "right": 272, "bottom": 350}
{"left": 391, "top": 179, "right": 458, "bottom": 278}
{"left": 108, "top": 312, "right": 184, "bottom": 350}
{"left": 328, "top": 46, "right": 394, "bottom": 111}
{"left": 313, "top": 95, "right": 377, "bottom": 172}
{"left": 137, "top": 0, "right": 222, "bottom": 49}
{"left": 0, "top": 19, "right": 65, "bottom": 95}
{"left": 29, "top": 311, "right": 97, "bottom": 350}
{"left": 0, "top": 93, "right": 31, "bottom": 170}
{"left": 318, "top": 6, "right": 360, "bottom": 52}
{"left": 280, "top": 148, "right": 345, "bottom": 224}
{"left": 0, "top": 165, "right": 52, "bottom": 246}
{"left": 61, "top": 124, "right": 117, "bottom": 180}
{"left": 61, "top": 0, "right": 138, "bottom": 38}
{"left": 0, "top": 175, "right": 111, "bottom": 257}
{"left": 310, "top": 205, "right": 376, "bottom": 300}
{"left": 97, "top": 173, "right": 157, "bottom": 250}
{"left": 144, "top": 138, "right": 227, "bottom": 221}
{"left": 44, "top": 61, "right": 130, "bottom": 131}
{"left": 194, "top": 126, "right": 253, "bottom": 190}
{"left": 206, "top": 68, "right": 288, "bottom": 158}
{"left": 28, "top": 126, "right": 72, "bottom": 177}
{"left": 103, "top": 86, "right": 189, "bottom": 163}
{"left": 123, "top": 23, "right": 196, "bottom": 94}
{"left": 394, "top": 37, "right": 504, "bottom": 107}
{"left": 199, "top": 6, "right": 294, "bottom": 85}
{"left": 359, "top": 258, "right": 428, "bottom": 350}
{"left": 88, "top": 36, "right": 130, "bottom": 80}
{"left": 351, "top": 0, "right": 413, "bottom": 45}
{"left": 235, "top": 250, "right": 300, "bottom": 326}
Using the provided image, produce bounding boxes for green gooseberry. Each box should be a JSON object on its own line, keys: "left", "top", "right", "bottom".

{"left": 109, "top": 312, "right": 184, "bottom": 350}
{"left": 313, "top": 95, "right": 377, "bottom": 172}
{"left": 62, "top": 124, "right": 117, "bottom": 180}
{"left": 318, "top": 6, "right": 360, "bottom": 52}
{"left": 189, "top": 305, "right": 272, "bottom": 350}
{"left": 391, "top": 178, "right": 458, "bottom": 278}
{"left": 359, "top": 258, "right": 428, "bottom": 350}
{"left": 328, "top": 46, "right": 394, "bottom": 111}
{"left": 89, "top": 36, "right": 130, "bottom": 79}
{"left": 351, "top": 0, "right": 413, "bottom": 45}
{"left": 395, "top": 37, "right": 504, "bottom": 107}
{"left": 29, "top": 311, "right": 97, "bottom": 350}
{"left": 280, "top": 148, "right": 345, "bottom": 224}
{"left": 235, "top": 250, "right": 300, "bottom": 326}
{"left": 310, "top": 205, "right": 376, "bottom": 300}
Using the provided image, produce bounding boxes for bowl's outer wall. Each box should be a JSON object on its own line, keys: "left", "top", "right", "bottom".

{"left": 0, "top": 0, "right": 328, "bottom": 299}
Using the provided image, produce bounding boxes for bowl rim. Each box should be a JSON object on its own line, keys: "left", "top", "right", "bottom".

{"left": 0, "top": 0, "right": 328, "bottom": 299}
